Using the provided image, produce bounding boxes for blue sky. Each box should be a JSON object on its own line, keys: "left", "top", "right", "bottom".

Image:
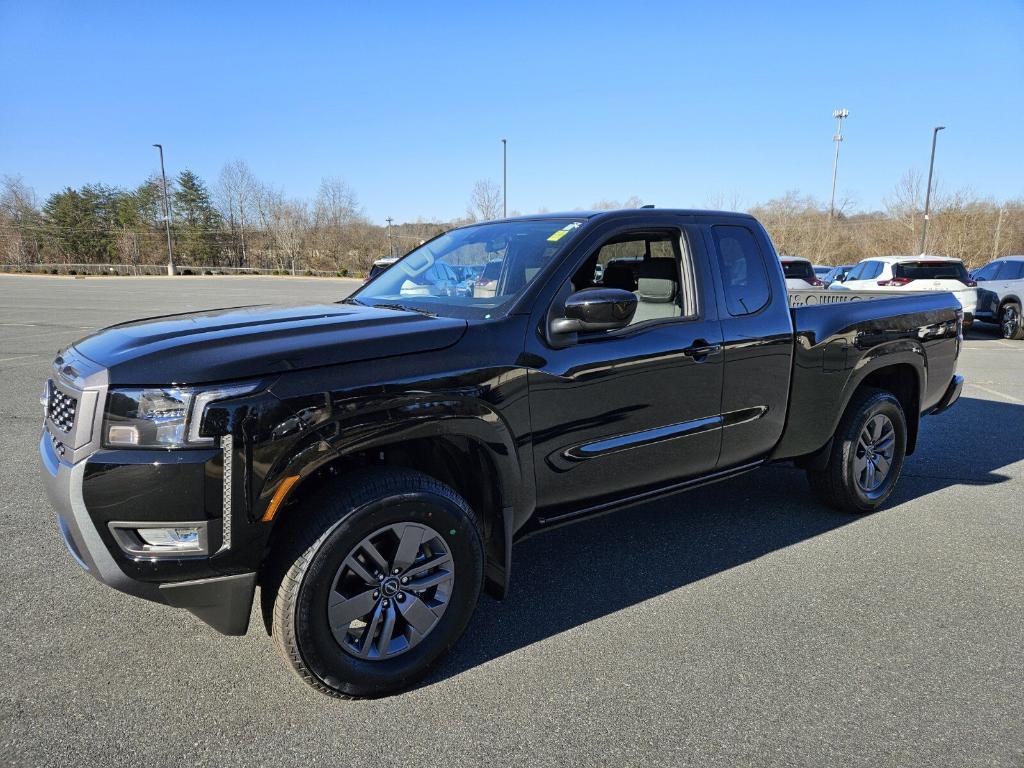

{"left": 1, "top": 1, "right": 1022, "bottom": 223}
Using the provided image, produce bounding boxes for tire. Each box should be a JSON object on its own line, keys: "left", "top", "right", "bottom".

{"left": 1000, "top": 301, "right": 1024, "bottom": 340}
{"left": 269, "top": 467, "right": 484, "bottom": 698}
{"left": 807, "top": 387, "right": 907, "bottom": 514}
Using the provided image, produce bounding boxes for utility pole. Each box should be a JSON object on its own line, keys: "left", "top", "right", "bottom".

{"left": 152, "top": 143, "right": 175, "bottom": 276}
{"left": 238, "top": 199, "right": 247, "bottom": 268}
{"left": 828, "top": 109, "right": 849, "bottom": 220}
{"left": 918, "top": 125, "right": 946, "bottom": 255}
{"left": 501, "top": 138, "right": 507, "bottom": 218}
{"left": 386, "top": 217, "right": 395, "bottom": 257}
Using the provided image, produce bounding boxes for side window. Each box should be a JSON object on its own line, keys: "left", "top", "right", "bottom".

{"left": 711, "top": 225, "right": 771, "bottom": 317}
{"left": 867, "top": 261, "right": 885, "bottom": 280}
{"left": 1009, "top": 262, "right": 1024, "bottom": 280}
{"left": 846, "top": 262, "right": 867, "bottom": 281}
{"left": 568, "top": 230, "right": 697, "bottom": 329}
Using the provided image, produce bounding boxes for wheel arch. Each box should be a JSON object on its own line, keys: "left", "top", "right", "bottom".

{"left": 258, "top": 407, "right": 524, "bottom": 625}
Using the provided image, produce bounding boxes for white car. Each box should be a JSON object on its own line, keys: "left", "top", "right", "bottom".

{"left": 831, "top": 255, "right": 979, "bottom": 324}
{"left": 972, "top": 255, "right": 1024, "bottom": 339}
{"left": 780, "top": 256, "right": 824, "bottom": 290}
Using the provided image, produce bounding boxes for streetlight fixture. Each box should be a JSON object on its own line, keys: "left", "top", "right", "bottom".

{"left": 152, "top": 143, "right": 175, "bottom": 276}
{"left": 918, "top": 126, "right": 946, "bottom": 255}
{"left": 386, "top": 216, "right": 395, "bottom": 258}
{"left": 828, "top": 108, "right": 849, "bottom": 220}
{"left": 501, "top": 138, "right": 507, "bottom": 218}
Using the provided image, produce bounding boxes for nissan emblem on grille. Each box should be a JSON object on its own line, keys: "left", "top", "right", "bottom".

{"left": 48, "top": 385, "right": 78, "bottom": 433}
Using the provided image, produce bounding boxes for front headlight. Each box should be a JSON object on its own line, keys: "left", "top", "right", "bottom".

{"left": 103, "top": 382, "right": 258, "bottom": 448}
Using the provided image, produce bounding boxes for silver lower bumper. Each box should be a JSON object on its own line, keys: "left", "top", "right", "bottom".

{"left": 39, "top": 432, "right": 162, "bottom": 602}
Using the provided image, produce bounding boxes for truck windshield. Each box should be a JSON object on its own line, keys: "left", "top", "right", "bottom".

{"left": 894, "top": 261, "right": 970, "bottom": 281}
{"left": 351, "top": 219, "right": 584, "bottom": 319}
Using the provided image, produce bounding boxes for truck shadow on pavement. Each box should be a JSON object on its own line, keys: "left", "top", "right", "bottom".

{"left": 426, "top": 395, "right": 1023, "bottom": 687}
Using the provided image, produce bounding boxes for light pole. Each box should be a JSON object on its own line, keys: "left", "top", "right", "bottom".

{"left": 918, "top": 126, "right": 946, "bottom": 255}
{"left": 828, "top": 109, "right": 849, "bottom": 220}
{"left": 152, "top": 144, "right": 175, "bottom": 276}
{"left": 501, "top": 138, "right": 507, "bottom": 218}
{"left": 385, "top": 217, "right": 395, "bottom": 257}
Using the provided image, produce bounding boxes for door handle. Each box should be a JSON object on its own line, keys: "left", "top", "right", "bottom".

{"left": 683, "top": 340, "right": 722, "bottom": 362}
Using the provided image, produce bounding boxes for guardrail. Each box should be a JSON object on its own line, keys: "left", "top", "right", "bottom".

{"left": 0, "top": 263, "right": 358, "bottom": 278}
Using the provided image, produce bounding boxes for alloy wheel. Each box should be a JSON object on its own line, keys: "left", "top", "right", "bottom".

{"left": 1002, "top": 306, "right": 1020, "bottom": 339}
{"left": 853, "top": 414, "right": 896, "bottom": 495}
{"left": 327, "top": 522, "right": 454, "bottom": 660}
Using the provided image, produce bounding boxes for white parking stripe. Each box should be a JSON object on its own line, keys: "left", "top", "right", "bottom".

{"left": 0, "top": 354, "right": 38, "bottom": 363}
{"left": 967, "top": 383, "right": 1023, "bottom": 403}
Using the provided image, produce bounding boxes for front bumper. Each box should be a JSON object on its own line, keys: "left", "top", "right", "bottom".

{"left": 40, "top": 431, "right": 256, "bottom": 634}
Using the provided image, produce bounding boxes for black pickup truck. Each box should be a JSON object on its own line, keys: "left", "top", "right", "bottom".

{"left": 40, "top": 209, "right": 964, "bottom": 697}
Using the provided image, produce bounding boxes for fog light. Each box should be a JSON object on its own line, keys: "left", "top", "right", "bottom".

{"left": 137, "top": 527, "right": 202, "bottom": 551}
{"left": 108, "top": 521, "right": 209, "bottom": 558}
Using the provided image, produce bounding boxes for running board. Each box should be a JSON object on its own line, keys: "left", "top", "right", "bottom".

{"left": 535, "top": 460, "right": 765, "bottom": 528}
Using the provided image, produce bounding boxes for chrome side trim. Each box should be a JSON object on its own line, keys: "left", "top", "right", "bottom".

{"left": 563, "top": 415, "right": 722, "bottom": 461}
{"left": 722, "top": 405, "right": 769, "bottom": 428}
{"left": 219, "top": 434, "right": 233, "bottom": 553}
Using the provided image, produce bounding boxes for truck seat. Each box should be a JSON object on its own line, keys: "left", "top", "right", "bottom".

{"left": 632, "top": 259, "right": 681, "bottom": 322}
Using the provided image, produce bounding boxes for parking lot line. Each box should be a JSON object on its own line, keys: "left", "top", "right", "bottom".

{"left": 966, "top": 382, "right": 1022, "bottom": 403}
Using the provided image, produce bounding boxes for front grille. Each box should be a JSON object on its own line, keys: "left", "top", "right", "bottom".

{"left": 48, "top": 384, "right": 78, "bottom": 433}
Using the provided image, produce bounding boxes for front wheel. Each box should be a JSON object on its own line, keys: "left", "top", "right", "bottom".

{"left": 1001, "top": 301, "right": 1024, "bottom": 340}
{"left": 807, "top": 387, "right": 907, "bottom": 514}
{"left": 269, "top": 468, "right": 484, "bottom": 698}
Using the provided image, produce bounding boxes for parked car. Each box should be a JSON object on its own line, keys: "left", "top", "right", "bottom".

{"left": 971, "top": 255, "right": 1024, "bottom": 339}
{"left": 780, "top": 255, "right": 824, "bottom": 289}
{"left": 832, "top": 255, "right": 979, "bottom": 325}
{"left": 822, "top": 264, "right": 855, "bottom": 287}
{"left": 473, "top": 259, "right": 503, "bottom": 298}
{"left": 453, "top": 264, "right": 484, "bottom": 297}
{"left": 39, "top": 209, "right": 963, "bottom": 699}
{"left": 364, "top": 256, "right": 398, "bottom": 284}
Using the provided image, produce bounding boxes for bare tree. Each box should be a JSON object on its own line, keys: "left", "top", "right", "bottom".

{"left": 467, "top": 179, "right": 503, "bottom": 221}
{"left": 217, "top": 160, "right": 261, "bottom": 267}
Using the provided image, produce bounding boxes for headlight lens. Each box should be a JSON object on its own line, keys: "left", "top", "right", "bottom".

{"left": 103, "top": 383, "right": 257, "bottom": 448}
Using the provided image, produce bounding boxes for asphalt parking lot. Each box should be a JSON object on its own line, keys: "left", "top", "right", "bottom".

{"left": 1, "top": 274, "right": 1021, "bottom": 767}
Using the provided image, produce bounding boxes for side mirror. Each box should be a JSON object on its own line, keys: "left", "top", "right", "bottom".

{"left": 550, "top": 288, "right": 637, "bottom": 336}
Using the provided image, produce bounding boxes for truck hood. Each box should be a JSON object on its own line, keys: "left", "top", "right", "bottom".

{"left": 71, "top": 303, "right": 468, "bottom": 385}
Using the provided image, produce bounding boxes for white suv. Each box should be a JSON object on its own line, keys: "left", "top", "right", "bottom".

{"left": 972, "top": 256, "right": 1024, "bottom": 340}
{"left": 831, "top": 255, "right": 979, "bottom": 324}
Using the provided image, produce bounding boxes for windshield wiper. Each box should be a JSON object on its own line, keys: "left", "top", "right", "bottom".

{"left": 372, "top": 303, "right": 437, "bottom": 317}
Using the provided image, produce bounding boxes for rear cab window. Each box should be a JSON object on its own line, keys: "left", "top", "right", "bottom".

{"left": 711, "top": 225, "right": 772, "bottom": 316}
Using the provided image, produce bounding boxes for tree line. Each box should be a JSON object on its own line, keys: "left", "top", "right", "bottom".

{"left": 0, "top": 164, "right": 1021, "bottom": 276}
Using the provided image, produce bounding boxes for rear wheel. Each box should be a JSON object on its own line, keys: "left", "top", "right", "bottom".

{"left": 807, "top": 387, "right": 907, "bottom": 514}
{"left": 269, "top": 468, "right": 484, "bottom": 698}
{"left": 1001, "top": 301, "right": 1024, "bottom": 340}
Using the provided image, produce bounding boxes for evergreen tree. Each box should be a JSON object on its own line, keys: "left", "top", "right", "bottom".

{"left": 173, "top": 170, "right": 222, "bottom": 266}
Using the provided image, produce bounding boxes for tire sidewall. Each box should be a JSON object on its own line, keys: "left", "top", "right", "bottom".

{"left": 293, "top": 490, "right": 483, "bottom": 697}
{"left": 840, "top": 394, "right": 907, "bottom": 512}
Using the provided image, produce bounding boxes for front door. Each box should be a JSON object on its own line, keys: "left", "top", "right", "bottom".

{"left": 525, "top": 220, "right": 724, "bottom": 522}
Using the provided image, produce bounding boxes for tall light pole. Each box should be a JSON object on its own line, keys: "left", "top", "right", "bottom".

{"left": 385, "top": 216, "right": 395, "bottom": 257}
{"left": 152, "top": 144, "right": 175, "bottom": 276}
{"left": 828, "top": 109, "right": 849, "bottom": 220}
{"left": 918, "top": 125, "right": 946, "bottom": 255}
{"left": 501, "top": 138, "right": 507, "bottom": 218}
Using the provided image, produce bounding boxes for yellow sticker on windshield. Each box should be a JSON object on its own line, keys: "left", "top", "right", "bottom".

{"left": 547, "top": 222, "right": 581, "bottom": 242}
